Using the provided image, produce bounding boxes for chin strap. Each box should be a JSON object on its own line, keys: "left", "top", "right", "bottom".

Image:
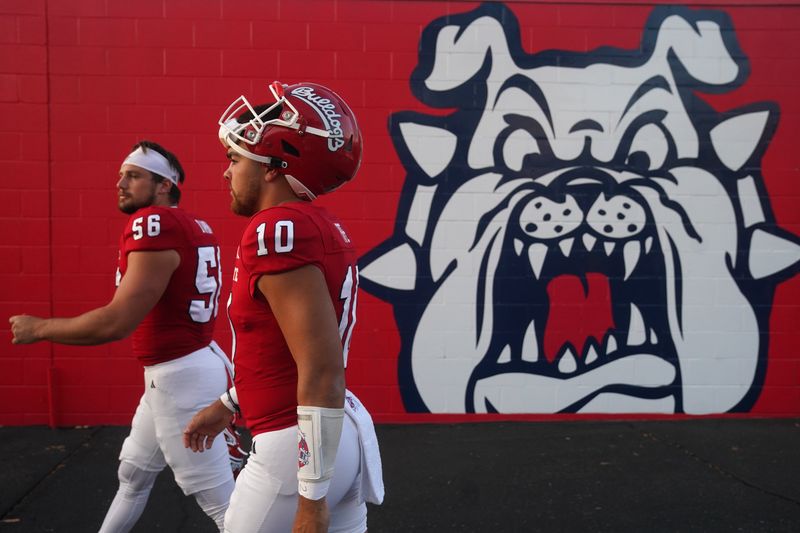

{"left": 285, "top": 175, "right": 317, "bottom": 201}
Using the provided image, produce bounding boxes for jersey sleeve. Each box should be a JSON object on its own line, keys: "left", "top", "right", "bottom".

{"left": 240, "top": 207, "right": 324, "bottom": 297}
{"left": 122, "top": 207, "right": 185, "bottom": 253}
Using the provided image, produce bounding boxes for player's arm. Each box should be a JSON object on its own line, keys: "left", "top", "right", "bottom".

{"left": 9, "top": 250, "right": 179, "bottom": 345}
{"left": 257, "top": 264, "right": 345, "bottom": 408}
{"left": 183, "top": 397, "right": 234, "bottom": 453}
{"left": 257, "top": 264, "right": 345, "bottom": 533}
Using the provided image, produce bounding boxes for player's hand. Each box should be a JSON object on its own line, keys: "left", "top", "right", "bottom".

{"left": 9, "top": 315, "right": 44, "bottom": 344}
{"left": 292, "top": 496, "right": 329, "bottom": 533}
{"left": 183, "top": 399, "right": 234, "bottom": 452}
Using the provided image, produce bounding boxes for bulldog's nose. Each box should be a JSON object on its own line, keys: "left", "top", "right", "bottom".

{"left": 519, "top": 194, "right": 584, "bottom": 240}
{"left": 586, "top": 193, "right": 646, "bottom": 238}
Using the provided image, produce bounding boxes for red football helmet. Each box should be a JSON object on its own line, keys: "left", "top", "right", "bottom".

{"left": 221, "top": 421, "right": 248, "bottom": 479}
{"left": 218, "top": 81, "right": 362, "bottom": 200}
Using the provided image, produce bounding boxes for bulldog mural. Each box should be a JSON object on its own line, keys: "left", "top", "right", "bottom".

{"left": 360, "top": 4, "right": 800, "bottom": 414}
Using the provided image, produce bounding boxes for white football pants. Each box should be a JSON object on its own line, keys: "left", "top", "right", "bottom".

{"left": 223, "top": 414, "right": 367, "bottom": 533}
{"left": 99, "top": 344, "right": 235, "bottom": 532}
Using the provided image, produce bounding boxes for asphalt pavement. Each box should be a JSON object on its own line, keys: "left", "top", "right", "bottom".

{"left": 1, "top": 418, "right": 798, "bottom": 532}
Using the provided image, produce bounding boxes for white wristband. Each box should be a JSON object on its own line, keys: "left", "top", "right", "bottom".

{"left": 219, "top": 387, "right": 240, "bottom": 414}
{"left": 297, "top": 405, "right": 344, "bottom": 500}
{"left": 298, "top": 479, "right": 332, "bottom": 501}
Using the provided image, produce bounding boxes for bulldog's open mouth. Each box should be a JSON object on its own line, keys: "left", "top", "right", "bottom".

{"left": 468, "top": 172, "right": 679, "bottom": 413}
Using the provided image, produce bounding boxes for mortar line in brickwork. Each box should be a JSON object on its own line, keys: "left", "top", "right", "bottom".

{"left": 44, "top": 0, "right": 57, "bottom": 430}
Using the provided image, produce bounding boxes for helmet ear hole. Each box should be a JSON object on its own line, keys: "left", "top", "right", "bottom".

{"left": 281, "top": 140, "right": 300, "bottom": 158}
{"left": 344, "top": 135, "right": 354, "bottom": 152}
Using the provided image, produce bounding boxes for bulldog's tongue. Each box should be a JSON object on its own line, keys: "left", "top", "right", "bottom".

{"left": 543, "top": 273, "right": 614, "bottom": 363}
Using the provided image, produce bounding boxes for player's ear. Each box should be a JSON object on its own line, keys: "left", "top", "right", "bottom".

{"left": 158, "top": 179, "right": 173, "bottom": 195}
{"left": 263, "top": 168, "right": 281, "bottom": 183}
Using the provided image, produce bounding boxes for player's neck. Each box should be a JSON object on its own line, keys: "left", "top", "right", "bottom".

{"left": 152, "top": 195, "right": 175, "bottom": 208}
{"left": 260, "top": 177, "right": 303, "bottom": 210}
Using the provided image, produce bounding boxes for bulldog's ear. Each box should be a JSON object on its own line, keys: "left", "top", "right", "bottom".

{"left": 421, "top": 14, "right": 511, "bottom": 93}
{"left": 650, "top": 10, "right": 745, "bottom": 88}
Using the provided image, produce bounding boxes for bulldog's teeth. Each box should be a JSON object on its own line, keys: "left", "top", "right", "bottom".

{"left": 627, "top": 303, "right": 647, "bottom": 346}
{"left": 528, "top": 243, "right": 548, "bottom": 279}
{"left": 603, "top": 241, "right": 616, "bottom": 256}
{"left": 514, "top": 238, "right": 524, "bottom": 256}
{"left": 605, "top": 335, "right": 618, "bottom": 354}
{"left": 521, "top": 320, "right": 539, "bottom": 362}
{"left": 497, "top": 345, "right": 512, "bottom": 363}
{"left": 645, "top": 236, "right": 653, "bottom": 254}
{"left": 558, "top": 237, "right": 574, "bottom": 257}
{"left": 582, "top": 233, "right": 597, "bottom": 252}
{"left": 649, "top": 328, "right": 658, "bottom": 344}
{"left": 623, "top": 240, "right": 641, "bottom": 280}
{"left": 558, "top": 347, "right": 578, "bottom": 374}
{"left": 585, "top": 345, "right": 599, "bottom": 365}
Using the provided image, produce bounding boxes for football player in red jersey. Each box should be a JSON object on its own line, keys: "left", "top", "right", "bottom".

{"left": 183, "top": 82, "right": 384, "bottom": 532}
{"left": 9, "top": 141, "right": 236, "bottom": 532}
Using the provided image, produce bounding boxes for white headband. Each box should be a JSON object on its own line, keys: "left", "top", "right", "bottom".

{"left": 121, "top": 146, "right": 179, "bottom": 185}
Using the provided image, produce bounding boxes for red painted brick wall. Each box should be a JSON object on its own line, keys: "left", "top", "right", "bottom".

{"left": 1, "top": 0, "right": 799, "bottom": 425}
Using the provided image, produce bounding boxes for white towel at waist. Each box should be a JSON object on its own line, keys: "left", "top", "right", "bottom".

{"left": 344, "top": 389, "right": 385, "bottom": 505}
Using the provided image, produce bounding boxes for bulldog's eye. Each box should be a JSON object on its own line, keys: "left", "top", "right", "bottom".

{"left": 625, "top": 123, "right": 668, "bottom": 171}
{"left": 503, "top": 129, "right": 540, "bottom": 172}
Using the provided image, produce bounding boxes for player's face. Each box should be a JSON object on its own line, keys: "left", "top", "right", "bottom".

{"left": 117, "top": 165, "right": 158, "bottom": 214}
{"left": 224, "top": 149, "right": 264, "bottom": 216}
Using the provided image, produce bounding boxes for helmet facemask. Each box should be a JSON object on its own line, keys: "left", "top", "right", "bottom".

{"left": 218, "top": 82, "right": 330, "bottom": 148}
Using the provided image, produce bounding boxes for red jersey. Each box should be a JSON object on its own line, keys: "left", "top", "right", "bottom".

{"left": 117, "top": 206, "right": 222, "bottom": 366}
{"left": 228, "top": 202, "right": 358, "bottom": 436}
